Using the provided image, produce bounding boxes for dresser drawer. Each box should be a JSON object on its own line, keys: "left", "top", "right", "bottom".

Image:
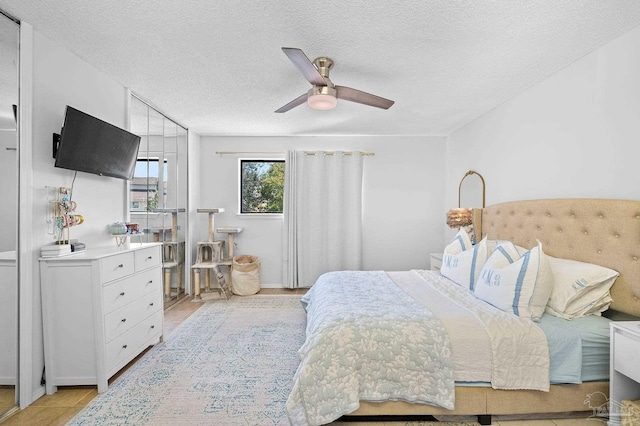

{"left": 135, "top": 246, "right": 161, "bottom": 272}
{"left": 100, "top": 252, "right": 135, "bottom": 283}
{"left": 102, "top": 268, "right": 161, "bottom": 314}
{"left": 614, "top": 331, "right": 640, "bottom": 383}
{"left": 106, "top": 310, "right": 163, "bottom": 373}
{"left": 104, "top": 290, "right": 163, "bottom": 343}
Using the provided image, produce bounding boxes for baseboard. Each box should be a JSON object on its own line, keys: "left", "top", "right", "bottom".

{"left": 259, "top": 283, "right": 286, "bottom": 289}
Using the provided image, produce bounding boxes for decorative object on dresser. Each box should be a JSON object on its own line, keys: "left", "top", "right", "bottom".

{"left": 46, "top": 186, "right": 84, "bottom": 245}
{"left": 39, "top": 243, "right": 163, "bottom": 394}
{"left": 108, "top": 221, "right": 144, "bottom": 247}
{"left": 609, "top": 321, "right": 640, "bottom": 426}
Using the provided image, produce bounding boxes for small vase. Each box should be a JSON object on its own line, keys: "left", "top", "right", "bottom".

{"left": 109, "top": 222, "right": 127, "bottom": 235}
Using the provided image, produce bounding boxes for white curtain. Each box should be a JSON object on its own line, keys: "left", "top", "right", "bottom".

{"left": 283, "top": 150, "right": 364, "bottom": 288}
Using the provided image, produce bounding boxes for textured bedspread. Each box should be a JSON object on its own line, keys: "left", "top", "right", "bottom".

{"left": 414, "top": 270, "right": 550, "bottom": 391}
{"left": 286, "top": 271, "right": 455, "bottom": 426}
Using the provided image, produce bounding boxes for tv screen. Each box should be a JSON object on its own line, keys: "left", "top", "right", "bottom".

{"left": 54, "top": 106, "right": 141, "bottom": 180}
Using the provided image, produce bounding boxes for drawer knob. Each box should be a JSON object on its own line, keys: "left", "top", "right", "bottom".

{"left": 118, "top": 264, "right": 124, "bottom": 268}
{"left": 122, "top": 344, "right": 127, "bottom": 349}
{"left": 149, "top": 302, "right": 154, "bottom": 306}
{"left": 120, "top": 292, "right": 125, "bottom": 296}
{"left": 148, "top": 280, "right": 153, "bottom": 284}
{"left": 147, "top": 256, "right": 153, "bottom": 260}
{"left": 151, "top": 325, "right": 155, "bottom": 329}
{"left": 121, "top": 318, "right": 127, "bottom": 322}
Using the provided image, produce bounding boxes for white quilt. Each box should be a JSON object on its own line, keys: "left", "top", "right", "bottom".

{"left": 387, "top": 271, "right": 493, "bottom": 382}
{"left": 414, "top": 270, "right": 550, "bottom": 391}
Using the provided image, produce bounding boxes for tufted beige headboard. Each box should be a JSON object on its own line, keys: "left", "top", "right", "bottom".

{"left": 476, "top": 198, "right": 640, "bottom": 317}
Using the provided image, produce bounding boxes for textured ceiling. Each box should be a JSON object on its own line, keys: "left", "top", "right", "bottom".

{"left": 2, "top": 1, "right": 640, "bottom": 136}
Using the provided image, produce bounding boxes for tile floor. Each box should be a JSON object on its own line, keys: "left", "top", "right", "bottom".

{"left": 0, "top": 289, "right": 608, "bottom": 426}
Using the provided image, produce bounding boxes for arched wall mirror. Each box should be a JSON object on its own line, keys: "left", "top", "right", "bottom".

{"left": 0, "top": 9, "right": 19, "bottom": 418}
{"left": 130, "top": 95, "right": 188, "bottom": 309}
{"left": 459, "top": 170, "right": 485, "bottom": 210}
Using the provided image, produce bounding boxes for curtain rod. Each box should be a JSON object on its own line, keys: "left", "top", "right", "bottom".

{"left": 216, "top": 151, "right": 285, "bottom": 155}
{"left": 303, "top": 151, "right": 374, "bottom": 156}
{"left": 215, "top": 150, "right": 374, "bottom": 156}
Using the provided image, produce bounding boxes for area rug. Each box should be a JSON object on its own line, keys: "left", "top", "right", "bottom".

{"left": 68, "top": 295, "right": 306, "bottom": 425}
{"left": 68, "top": 295, "right": 480, "bottom": 426}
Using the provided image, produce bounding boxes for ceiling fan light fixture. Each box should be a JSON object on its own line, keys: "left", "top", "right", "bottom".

{"left": 307, "top": 86, "right": 337, "bottom": 110}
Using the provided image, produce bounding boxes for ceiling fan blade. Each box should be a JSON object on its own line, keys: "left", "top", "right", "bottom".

{"left": 335, "top": 86, "right": 394, "bottom": 110}
{"left": 275, "top": 93, "right": 308, "bottom": 113}
{"left": 282, "top": 47, "right": 327, "bottom": 87}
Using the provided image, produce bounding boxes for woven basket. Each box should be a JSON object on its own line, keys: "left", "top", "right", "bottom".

{"left": 622, "top": 399, "right": 640, "bottom": 426}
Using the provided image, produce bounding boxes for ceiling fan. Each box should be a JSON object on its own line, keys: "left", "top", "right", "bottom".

{"left": 275, "top": 47, "right": 394, "bottom": 113}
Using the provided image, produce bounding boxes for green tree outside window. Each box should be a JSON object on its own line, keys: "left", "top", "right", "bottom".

{"left": 241, "top": 160, "right": 284, "bottom": 213}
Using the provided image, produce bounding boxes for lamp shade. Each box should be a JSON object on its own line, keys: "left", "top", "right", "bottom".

{"left": 446, "top": 170, "right": 485, "bottom": 229}
{"left": 307, "top": 86, "right": 337, "bottom": 110}
{"left": 446, "top": 207, "right": 473, "bottom": 228}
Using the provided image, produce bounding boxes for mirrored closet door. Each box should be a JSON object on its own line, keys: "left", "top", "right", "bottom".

{"left": 0, "top": 10, "right": 19, "bottom": 418}
{"left": 130, "top": 96, "right": 188, "bottom": 309}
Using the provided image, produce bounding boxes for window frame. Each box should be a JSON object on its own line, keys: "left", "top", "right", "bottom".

{"left": 237, "top": 157, "right": 285, "bottom": 216}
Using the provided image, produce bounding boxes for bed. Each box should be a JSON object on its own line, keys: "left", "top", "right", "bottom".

{"left": 286, "top": 198, "right": 640, "bottom": 425}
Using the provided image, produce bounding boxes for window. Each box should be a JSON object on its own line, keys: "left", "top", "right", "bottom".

{"left": 130, "top": 158, "right": 167, "bottom": 211}
{"left": 239, "top": 159, "right": 285, "bottom": 214}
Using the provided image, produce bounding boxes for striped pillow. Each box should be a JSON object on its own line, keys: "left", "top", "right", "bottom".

{"left": 440, "top": 230, "right": 488, "bottom": 291}
{"left": 474, "top": 240, "right": 552, "bottom": 321}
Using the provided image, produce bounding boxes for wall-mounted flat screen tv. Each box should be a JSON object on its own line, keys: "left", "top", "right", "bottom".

{"left": 54, "top": 106, "right": 141, "bottom": 180}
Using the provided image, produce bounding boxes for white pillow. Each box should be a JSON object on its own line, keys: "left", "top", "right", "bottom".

{"left": 545, "top": 293, "right": 613, "bottom": 319}
{"left": 529, "top": 251, "right": 554, "bottom": 321}
{"left": 545, "top": 256, "right": 619, "bottom": 319}
{"left": 486, "top": 239, "right": 527, "bottom": 255}
{"left": 440, "top": 230, "right": 488, "bottom": 291}
{"left": 474, "top": 241, "right": 553, "bottom": 321}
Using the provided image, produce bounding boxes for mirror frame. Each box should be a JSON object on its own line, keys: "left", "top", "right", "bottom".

{"left": 18, "top": 21, "right": 34, "bottom": 410}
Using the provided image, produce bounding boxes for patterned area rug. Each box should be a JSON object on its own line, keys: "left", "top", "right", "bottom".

{"left": 68, "top": 295, "right": 480, "bottom": 426}
{"left": 68, "top": 295, "right": 306, "bottom": 425}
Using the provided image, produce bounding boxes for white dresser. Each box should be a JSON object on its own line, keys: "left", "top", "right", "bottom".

{"left": 0, "top": 251, "right": 17, "bottom": 385}
{"left": 40, "top": 243, "right": 163, "bottom": 394}
{"left": 609, "top": 321, "right": 640, "bottom": 426}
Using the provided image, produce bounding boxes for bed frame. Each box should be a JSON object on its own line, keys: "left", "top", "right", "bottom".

{"left": 350, "top": 198, "right": 640, "bottom": 424}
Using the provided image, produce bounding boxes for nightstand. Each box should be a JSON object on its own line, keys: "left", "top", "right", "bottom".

{"left": 430, "top": 253, "right": 443, "bottom": 271}
{"left": 609, "top": 321, "right": 640, "bottom": 426}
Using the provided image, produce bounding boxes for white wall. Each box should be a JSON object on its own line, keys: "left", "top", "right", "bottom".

{"left": 447, "top": 25, "right": 640, "bottom": 213}
{"left": 26, "top": 29, "right": 130, "bottom": 402}
{"left": 198, "top": 136, "right": 446, "bottom": 286}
